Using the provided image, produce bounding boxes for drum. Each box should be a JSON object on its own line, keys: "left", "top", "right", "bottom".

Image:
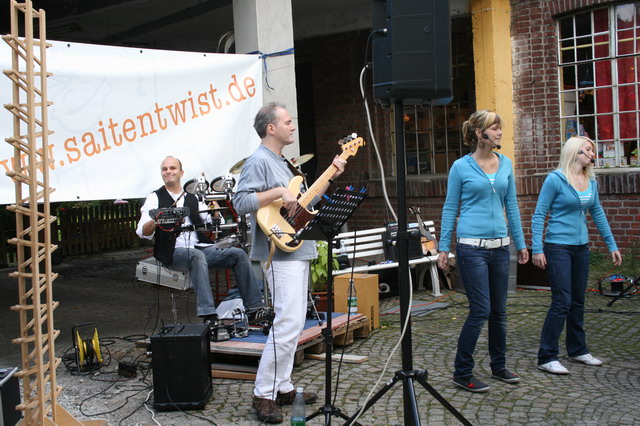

{"left": 211, "top": 175, "right": 236, "bottom": 193}
{"left": 183, "top": 176, "right": 209, "bottom": 195}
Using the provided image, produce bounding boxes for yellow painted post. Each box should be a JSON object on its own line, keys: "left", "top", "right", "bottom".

{"left": 471, "top": 0, "right": 515, "bottom": 162}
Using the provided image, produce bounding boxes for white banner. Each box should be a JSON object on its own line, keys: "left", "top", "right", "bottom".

{"left": 0, "top": 40, "right": 263, "bottom": 203}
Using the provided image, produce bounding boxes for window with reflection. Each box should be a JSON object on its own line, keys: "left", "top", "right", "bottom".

{"left": 401, "top": 18, "right": 475, "bottom": 175}
{"left": 558, "top": 3, "right": 640, "bottom": 169}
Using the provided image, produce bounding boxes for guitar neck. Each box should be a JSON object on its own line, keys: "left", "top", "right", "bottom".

{"left": 297, "top": 150, "right": 350, "bottom": 208}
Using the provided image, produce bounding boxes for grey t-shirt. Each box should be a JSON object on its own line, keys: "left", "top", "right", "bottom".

{"left": 232, "top": 144, "right": 318, "bottom": 261}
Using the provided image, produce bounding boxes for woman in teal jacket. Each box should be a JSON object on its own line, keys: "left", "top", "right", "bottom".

{"left": 438, "top": 110, "right": 529, "bottom": 392}
{"left": 532, "top": 136, "right": 622, "bottom": 375}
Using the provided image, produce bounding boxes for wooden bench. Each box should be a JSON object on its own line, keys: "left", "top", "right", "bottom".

{"left": 332, "top": 221, "right": 454, "bottom": 297}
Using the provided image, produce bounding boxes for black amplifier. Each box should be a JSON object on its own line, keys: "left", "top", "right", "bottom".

{"left": 383, "top": 224, "right": 424, "bottom": 262}
{"left": 0, "top": 367, "right": 21, "bottom": 426}
{"left": 151, "top": 323, "right": 212, "bottom": 411}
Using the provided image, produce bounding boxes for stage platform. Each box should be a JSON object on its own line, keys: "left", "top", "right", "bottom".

{"left": 210, "top": 312, "right": 370, "bottom": 379}
{"left": 136, "top": 313, "right": 371, "bottom": 380}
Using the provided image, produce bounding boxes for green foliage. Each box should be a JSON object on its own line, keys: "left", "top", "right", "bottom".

{"left": 589, "top": 243, "right": 640, "bottom": 284}
{"left": 310, "top": 241, "right": 340, "bottom": 292}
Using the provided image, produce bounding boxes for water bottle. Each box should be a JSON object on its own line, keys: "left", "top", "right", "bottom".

{"left": 348, "top": 279, "right": 358, "bottom": 315}
{"left": 290, "top": 387, "right": 306, "bottom": 425}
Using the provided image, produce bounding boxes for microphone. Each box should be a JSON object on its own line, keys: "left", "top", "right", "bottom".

{"left": 482, "top": 133, "right": 501, "bottom": 150}
{"left": 578, "top": 150, "right": 595, "bottom": 163}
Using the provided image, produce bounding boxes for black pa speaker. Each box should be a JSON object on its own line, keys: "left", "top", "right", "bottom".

{"left": 383, "top": 224, "right": 424, "bottom": 262}
{"left": 151, "top": 324, "right": 212, "bottom": 411}
{"left": 0, "top": 367, "right": 21, "bottom": 426}
{"left": 372, "top": 0, "right": 452, "bottom": 105}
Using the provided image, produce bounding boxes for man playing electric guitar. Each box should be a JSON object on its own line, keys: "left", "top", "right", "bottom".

{"left": 233, "top": 102, "right": 346, "bottom": 423}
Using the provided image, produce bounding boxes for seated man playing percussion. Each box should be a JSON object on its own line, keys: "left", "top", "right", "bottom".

{"left": 136, "top": 156, "right": 266, "bottom": 330}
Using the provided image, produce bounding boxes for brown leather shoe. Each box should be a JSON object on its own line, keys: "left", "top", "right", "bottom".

{"left": 252, "top": 396, "right": 283, "bottom": 424}
{"left": 275, "top": 389, "right": 318, "bottom": 406}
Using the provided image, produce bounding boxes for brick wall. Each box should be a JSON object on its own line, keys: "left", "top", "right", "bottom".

{"left": 298, "top": 4, "right": 639, "bottom": 255}
{"left": 512, "top": 0, "right": 640, "bottom": 255}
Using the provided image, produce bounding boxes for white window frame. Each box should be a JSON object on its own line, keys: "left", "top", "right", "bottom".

{"left": 557, "top": 3, "right": 640, "bottom": 169}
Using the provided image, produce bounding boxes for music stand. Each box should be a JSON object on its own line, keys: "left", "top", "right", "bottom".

{"left": 297, "top": 187, "right": 367, "bottom": 425}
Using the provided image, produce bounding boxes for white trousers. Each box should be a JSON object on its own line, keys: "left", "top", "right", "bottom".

{"left": 254, "top": 260, "right": 309, "bottom": 400}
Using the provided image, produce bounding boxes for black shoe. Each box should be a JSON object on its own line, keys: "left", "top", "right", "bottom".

{"left": 452, "top": 376, "right": 490, "bottom": 393}
{"left": 247, "top": 307, "right": 273, "bottom": 325}
{"left": 491, "top": 369, "right": 521, "bottom": 383}
{"left": 202, "top": 314, "right": 220, "bottom": 327}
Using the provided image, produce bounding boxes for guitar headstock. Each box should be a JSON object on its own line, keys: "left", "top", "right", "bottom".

{"left": 338, "top": 133, "right": 365, "bottom": 157}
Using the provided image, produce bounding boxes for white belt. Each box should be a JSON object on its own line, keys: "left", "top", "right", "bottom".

{"left": 457, "top": 237, "right": 510, "bottom": 249}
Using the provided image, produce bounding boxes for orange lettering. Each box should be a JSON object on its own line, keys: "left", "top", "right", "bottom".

{"left": 122, "top": 119, "right": 136, "bottom": 142}
{"left": 64, "top": 137, "right": 81, "bottom": 164}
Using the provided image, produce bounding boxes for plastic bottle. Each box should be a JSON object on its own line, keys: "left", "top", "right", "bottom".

{"left": 290, "top": 387, "right": 306, "bottom": 425}
{"left": 348, "top": 279, "right": 358, "bottom": 315}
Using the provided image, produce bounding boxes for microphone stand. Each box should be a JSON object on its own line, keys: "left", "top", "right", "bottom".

{"left": 344, "top": 100, "right": 471, "bottom": 426}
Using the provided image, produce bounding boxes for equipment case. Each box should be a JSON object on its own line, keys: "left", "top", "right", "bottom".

{"left": 135, "top": 257, "right": 190, "bottom": 290}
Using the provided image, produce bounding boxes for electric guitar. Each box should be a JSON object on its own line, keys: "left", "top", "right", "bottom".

{"left": 256, "top": 135, "right": 365, "bottom": 252}
{"left": 409, "top": 205, "right": 438, "bottom": 256}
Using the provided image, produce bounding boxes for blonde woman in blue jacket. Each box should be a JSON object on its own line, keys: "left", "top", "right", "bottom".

{"left": 532, "top": 136, "right": 622, "bottom": 375}
{"left": 438, "top": 110, "right": 529, "bottom": 392}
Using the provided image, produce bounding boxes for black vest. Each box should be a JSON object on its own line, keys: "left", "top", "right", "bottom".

{"left": 153, "top": 186, "right": 203, "bottom": 266}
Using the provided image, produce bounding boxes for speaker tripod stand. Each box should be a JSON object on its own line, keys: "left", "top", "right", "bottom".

{"left": 344, "top": 101, "right": 471, "bottom": 426}
{"left": 297, "top": 187, "right": 367, "bottom": 425}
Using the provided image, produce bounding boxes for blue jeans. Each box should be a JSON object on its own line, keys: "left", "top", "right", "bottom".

{"left": 454, "top": 243, "right": 510, "bottom": 378}
{"left": 171, "top": 247, "right": 216, "bottom": 317}
{"left": 538, "top": 243, "right": 590, "bottom": 365}
{"left": 171, "top": 246, "right": 264, "bottom": 317}
{"left": 198, "top": 246, "right": 265, "bottom": 312}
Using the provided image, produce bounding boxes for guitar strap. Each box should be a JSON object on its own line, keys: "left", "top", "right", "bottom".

{"left": 283, "top": 157, "right": 306, "bottom": 178}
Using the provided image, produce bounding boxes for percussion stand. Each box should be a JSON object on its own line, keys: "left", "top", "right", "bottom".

{"left": 297, "top": 187, "right": 367, "bottom": 425}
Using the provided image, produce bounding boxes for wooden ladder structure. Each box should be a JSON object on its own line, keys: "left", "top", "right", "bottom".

{"left": 2, "top": 1, "right": 104, "bottom": 424}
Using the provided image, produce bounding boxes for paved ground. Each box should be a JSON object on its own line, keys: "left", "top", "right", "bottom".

{"left": 1, "top": 248, "right": 639, "bottom": 425}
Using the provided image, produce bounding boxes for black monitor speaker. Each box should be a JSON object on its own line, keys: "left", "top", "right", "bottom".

{"left": 151, "top": 324, "right": 212, "bottom": 411}
{"left": 372, "top": 0, "right": 452, "bottom": 106}
{"left": 0, "top": 367, "right": 21, "bottom": 426}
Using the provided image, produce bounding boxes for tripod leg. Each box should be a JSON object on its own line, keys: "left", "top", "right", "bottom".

{"left": 170, "top": 290, "right": 178, "bottom": 324}
{"left": 344, "top": 374, "right": 402, "bottom": 425}
{"left": 415, "top": 372, "right": 472, "bottom": 426}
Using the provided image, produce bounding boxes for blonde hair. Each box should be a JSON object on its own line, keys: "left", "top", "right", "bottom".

{"left": 559, "top": 136, "right": 596, "bottom": 185}
{"left": 461, "top": 110, "right": 502, "bottom": 149}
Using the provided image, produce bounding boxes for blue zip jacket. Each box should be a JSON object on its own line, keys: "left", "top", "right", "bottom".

{"left": 440, "top": 153, "right": 526, "bottom": 253}
{"left": 531, "top": 169, "right": 618, "bottom": 254}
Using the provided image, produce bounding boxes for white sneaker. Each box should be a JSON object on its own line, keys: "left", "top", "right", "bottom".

{"left": 537, "top": 360, "right": 570, "bottom": 375}
{"left": 569, "top": 353, "right": 603, "bottom": 366}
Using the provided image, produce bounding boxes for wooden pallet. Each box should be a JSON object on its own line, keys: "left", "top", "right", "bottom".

{"left": 210, "top": 314, "right": 371, "bottom": 379}
{"left": 136, "top": 314, "right": 372, "bottom": 380}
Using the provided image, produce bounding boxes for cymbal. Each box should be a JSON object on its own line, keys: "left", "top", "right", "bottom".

{"left": 290, "top": 153, "right": 314, "bottom": 167}
{"left": 229, "top": 157, "right": 247, "bottom": 174}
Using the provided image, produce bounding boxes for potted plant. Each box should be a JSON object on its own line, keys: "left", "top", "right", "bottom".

{"left": 310, "top": 241, "right": 340, "bottom": 311}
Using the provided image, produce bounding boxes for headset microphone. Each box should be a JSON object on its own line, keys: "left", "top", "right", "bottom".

{"left": 578, "top": 150, "right": 596, "bottom": 164}
{"left": 482, "top": 133, "right": 502, "bottom": 150}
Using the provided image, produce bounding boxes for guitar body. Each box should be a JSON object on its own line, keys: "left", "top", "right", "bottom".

{"left": 256, "top": 176, "right": 316, "bottom": 252}
{"left": 255, "top": 135, "right": 365, "bottom": 253}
